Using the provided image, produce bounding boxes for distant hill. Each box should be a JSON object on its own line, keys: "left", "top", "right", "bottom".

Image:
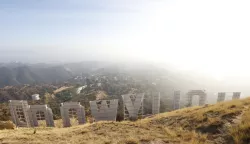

{"left": 0, "top": 97, "right": 249, "bottom": 143}
{"left": 14, "top": 66, "right": 41, "bottom": 84}
{"left": 0, "top": 67, "right": 19, "bottom": 86}
{"left": 0, "top": 61, "right": 220, "bottom": 95}
{"left": 30, "top": 66, "right": 72, "bottom": 83}
{"left": 0, "top": 64, "right": 73, "bottom": 87}
{"left": 0, "top": 61, "right": 113, "bottom": 87}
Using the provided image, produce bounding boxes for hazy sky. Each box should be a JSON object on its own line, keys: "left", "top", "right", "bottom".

{"left": 1, "top": 0, "right": 250, "bottom": 80}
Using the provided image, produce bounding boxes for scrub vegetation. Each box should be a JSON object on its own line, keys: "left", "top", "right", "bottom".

{"left": 0, "top": 98, "right": 250, "bottom": 144}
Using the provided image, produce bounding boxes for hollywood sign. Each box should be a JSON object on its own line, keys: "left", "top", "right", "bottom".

{"left": 9, "top": 90, "right": 241, "bottom": 127}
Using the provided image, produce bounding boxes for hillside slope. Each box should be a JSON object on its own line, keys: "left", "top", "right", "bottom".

{"left": 0, "top": 65, "right": 73, "bottom": 87}
{"left": 1, "top": 98, "right": 250, "bottom": 144}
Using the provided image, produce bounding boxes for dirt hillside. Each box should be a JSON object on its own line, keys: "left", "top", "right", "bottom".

{"left": 1, "top": 97, "right": 250, "bottom": 144}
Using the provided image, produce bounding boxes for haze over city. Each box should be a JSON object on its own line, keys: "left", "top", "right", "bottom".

{"left": 1, "top": 0, "right": 250, "bottom": 91}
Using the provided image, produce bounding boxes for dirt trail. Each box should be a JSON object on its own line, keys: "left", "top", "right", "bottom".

{"left": 232, "top": 106, "right": 248, "bottom": 125}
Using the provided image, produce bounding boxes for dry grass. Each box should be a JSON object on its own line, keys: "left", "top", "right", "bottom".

{"left": 0, "top": 121, "right": 15, "bottom": 130}
{"left": 1, "top": 97, "right": 250, "bottom": 144}
{"left": 229, "top": 103, "right": 250, "bottom": 144}
{"left": 0, "top": 120, "right": 205, "bottom": 144}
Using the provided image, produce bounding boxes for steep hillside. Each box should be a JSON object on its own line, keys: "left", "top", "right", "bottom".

{"left": 0, "top": 67, "right": 20, "bottom": 86}
{"left": 27, "top": 66, "right": 73, "bottom": 83}
{"left": 1, "top": 98, "right": 250, "bottom": 144}
{"left": 0, "top": 65, "right": 73, "bottom": 87}
{"left": 14, "top": 66, "right": 41, "bottom": 84}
